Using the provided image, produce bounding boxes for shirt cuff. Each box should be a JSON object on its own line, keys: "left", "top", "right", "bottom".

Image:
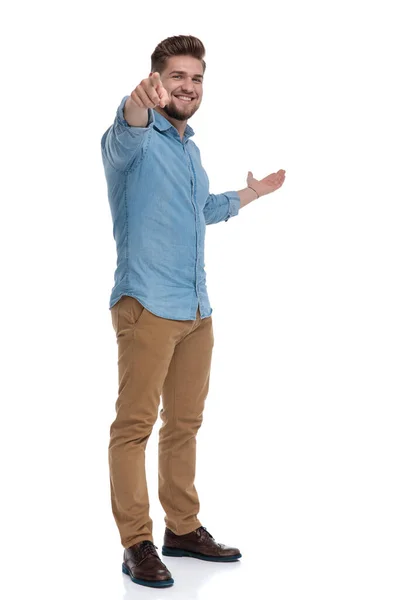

{"left": 117, "top": 96, "right": 155, "bottom": 129}
{"left": 224, "top": 191, "right": 241, "bottom": 222}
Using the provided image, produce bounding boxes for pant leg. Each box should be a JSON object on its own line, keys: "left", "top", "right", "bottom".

{"left": 109, "top": 295, "right": 191, "bottom": 548}
{"left": 158, "top": 308, "right": 214, "bottom": 535}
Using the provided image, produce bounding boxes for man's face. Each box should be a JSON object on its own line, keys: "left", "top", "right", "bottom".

{"left": 156, "top": 55, "right": 204, "bottom": 121}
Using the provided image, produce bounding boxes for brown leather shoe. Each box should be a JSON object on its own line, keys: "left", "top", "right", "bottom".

{"left": 162, "top": 526, "right": 242, "bottom": 562}
{"left": 122, "top": 540, "right": 174, "bottom": 587}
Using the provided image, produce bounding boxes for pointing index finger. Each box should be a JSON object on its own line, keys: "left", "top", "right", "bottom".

{"left": 149, "top": 72, "right": 161, "bottom": 87}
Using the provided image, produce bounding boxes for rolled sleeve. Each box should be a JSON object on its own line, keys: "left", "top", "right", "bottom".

{"left": 203, "top": 191, "right": 241, "bottom": 225}
{"left": 101, "top": 96, "right": 154, "bottom": 172}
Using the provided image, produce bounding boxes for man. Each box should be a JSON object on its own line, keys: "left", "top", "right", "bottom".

{"left": 101, "top": 34, "right": 286, "bottom": 588}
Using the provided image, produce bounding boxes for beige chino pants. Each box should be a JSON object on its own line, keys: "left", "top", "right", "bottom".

{"left": 109, "top": 295, "right": 214, "bottom": 548}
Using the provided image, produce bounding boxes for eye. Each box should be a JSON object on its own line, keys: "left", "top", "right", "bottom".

{"left": 172, "top": 75, "right": 202, "bottom": 83}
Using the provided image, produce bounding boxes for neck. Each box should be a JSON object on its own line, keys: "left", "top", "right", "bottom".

{"left": 155, "top": 107, "right": 187, "bottom": 140}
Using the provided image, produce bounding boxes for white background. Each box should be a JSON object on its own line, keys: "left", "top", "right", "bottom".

{"left": 1, "top": 1, "right": 399, "bottom": 598}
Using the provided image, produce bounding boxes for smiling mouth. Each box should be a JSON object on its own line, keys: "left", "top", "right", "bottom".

{"left": 174, "top": 96, "right": 195, "bottom": 103}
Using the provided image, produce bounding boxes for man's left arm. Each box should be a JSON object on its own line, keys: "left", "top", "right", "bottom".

{"left": 203, "top": 191, "right": 241, "bottom": 225}
{"left": 203, "top": 169, "right": 286, "bottom": 225}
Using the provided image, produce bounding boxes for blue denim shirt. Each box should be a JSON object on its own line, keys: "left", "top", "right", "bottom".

{"left": 101, "top": 96, "right": 240, "bottom": 320}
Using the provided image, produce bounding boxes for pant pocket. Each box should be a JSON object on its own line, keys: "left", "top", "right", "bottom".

{"left": 110, "top": 303, "right": 119, "bottom": 333}
{"left": 117, "top": 295, "right": 147, "bottom": 328}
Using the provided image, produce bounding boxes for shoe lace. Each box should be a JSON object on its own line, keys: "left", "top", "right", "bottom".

{"left": 196, "top": 526, "right": 214, "bottom": 540}
{"left": 135, "top": 540, "right": 159, "bottom": 562}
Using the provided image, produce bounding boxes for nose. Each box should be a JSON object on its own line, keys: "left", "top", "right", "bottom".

{"left": 181, "top": 78, "right": 195, "bottom": 94}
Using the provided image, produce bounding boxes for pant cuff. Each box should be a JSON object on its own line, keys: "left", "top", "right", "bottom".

{"left": 122, "top": 534, "right": 154, "bottom": 549}
{"left": 166, "top": 519, "right": 202, "bottom": 536}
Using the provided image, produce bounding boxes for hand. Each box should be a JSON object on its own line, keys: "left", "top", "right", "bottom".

{"left": 247, "top": 169, "right": 286, "bottom": 197}
{"left": 131, "top": 72, "right": 170, "bottom": 109}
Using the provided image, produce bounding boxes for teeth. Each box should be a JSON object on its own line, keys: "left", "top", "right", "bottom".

{"left": 176, "top": 96, "right": 192, "bottom": 102}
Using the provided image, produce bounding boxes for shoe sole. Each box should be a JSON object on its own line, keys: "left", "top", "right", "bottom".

{"left": 122, "top": 563, "right": 174, "bottom": 587}
{"left": 162, "top": 546, "right": 242, "bottom": 562}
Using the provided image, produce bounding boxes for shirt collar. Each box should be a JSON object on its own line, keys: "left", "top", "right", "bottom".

{"left": 152, "top": 109, "right": 195, "bottom": 140}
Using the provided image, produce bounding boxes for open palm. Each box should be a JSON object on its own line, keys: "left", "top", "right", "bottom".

{"left": 247, "top": 169, "right": 286, "bottom": 196}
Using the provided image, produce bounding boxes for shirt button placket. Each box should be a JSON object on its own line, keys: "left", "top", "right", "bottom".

{"left": 184, "top": 142, "right": 201, "bottom": 318}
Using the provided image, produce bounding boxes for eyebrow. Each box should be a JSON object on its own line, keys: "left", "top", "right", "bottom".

{"left": 169, "top": 70, "right": 203, "bottom": 79}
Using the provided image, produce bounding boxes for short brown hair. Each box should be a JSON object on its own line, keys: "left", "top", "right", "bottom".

{"left": 151, "top": 35, "right": 206, "bottom": 76}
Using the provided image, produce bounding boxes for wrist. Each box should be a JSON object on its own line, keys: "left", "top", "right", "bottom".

{"left": 247, "top": 185, "right": 259, "bottom": 199}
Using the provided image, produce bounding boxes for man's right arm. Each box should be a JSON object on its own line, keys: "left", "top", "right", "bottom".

{"left": 101, "top": 72, "right": 169, "bottom": 171}
{"left": 123, "top": 96, "right": 149, "bottom": 127}
{"left": 101, "top": 96, "right": 154, "bottom": 172}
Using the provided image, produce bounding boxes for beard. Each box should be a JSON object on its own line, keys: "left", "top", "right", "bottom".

{"left": 163, "top": 96, "right": 199, "bottom": 121}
